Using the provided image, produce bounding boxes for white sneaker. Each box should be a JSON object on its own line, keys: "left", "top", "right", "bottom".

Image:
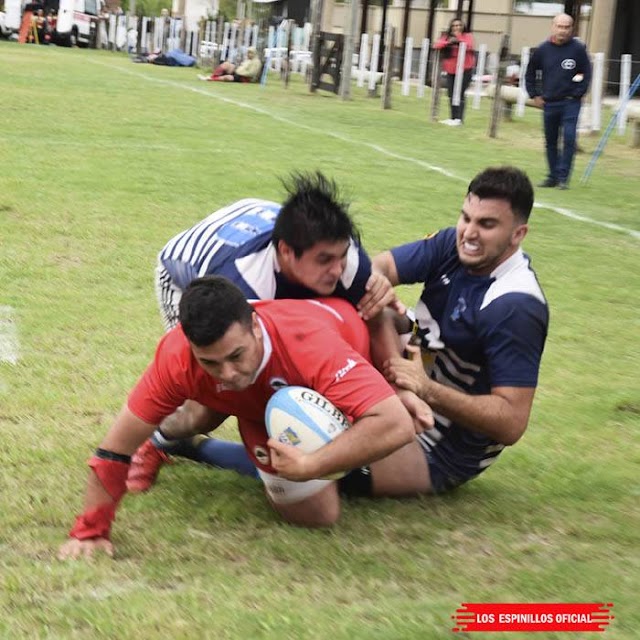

{"left": 440, "top": 119, "right": 454, "bottom": 125}
{"left": 450, "top": 119, "right": 462, "bottom": 126}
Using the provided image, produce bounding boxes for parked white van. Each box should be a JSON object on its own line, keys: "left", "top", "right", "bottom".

{"left": 1, "top": 0, "right": 22, "bottom": 36}
{"left": 55, "top": 0, "right": 104, "bottom": 47}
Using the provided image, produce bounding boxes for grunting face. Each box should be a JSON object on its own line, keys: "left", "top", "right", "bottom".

{"left": 455, "top": 194, "right": 528, "bottom": 276}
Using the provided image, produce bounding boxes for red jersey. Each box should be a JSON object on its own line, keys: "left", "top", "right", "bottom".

{"left": 128, "top": 298, "right": 395, "bottom": 471}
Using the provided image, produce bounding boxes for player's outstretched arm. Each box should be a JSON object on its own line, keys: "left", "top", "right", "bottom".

{"left": 371, "top": 251, "right": 401, "bottom": 286}
{"left": 58, "top": 405, "right": 157, "bottom": 560}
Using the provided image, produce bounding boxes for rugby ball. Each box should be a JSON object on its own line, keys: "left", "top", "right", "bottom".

{"left": 265, "top": 386, "right": 351, "bottom": 480}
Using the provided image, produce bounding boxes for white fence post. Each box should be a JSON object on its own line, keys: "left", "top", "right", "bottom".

{"left": 516, "top": 46, "right": 530, "bottom": 117}
{"left": 617, "top": 53, "right": 632, "bottom": 134}
{"left": 108, "top": 14, "right": 117, "bottom": 49}
{"left": 357, "top": 33, "right": 369, "bottom": 88}
{"left": 402, "top": 37, "right": 413, "bottom": 96}
{"left": 417, "top": 38, "right": 429, "bottom": 99}
{"left": 452, "top": 41, "right": 466, "bottom": 107}
{"left": 221, "top": 22, "right": 230, "bottom": 61}
{"left": 591, "top": 51, "right": 604, "bottom": 132}
{"left": 368, "top": 33, "right": 381, "bottom": 93}
{"left": 472, "top": 44, "right": 487, "bottom": 109}
{"left": 229, "top": 22, "right": 238, "bottom": 62}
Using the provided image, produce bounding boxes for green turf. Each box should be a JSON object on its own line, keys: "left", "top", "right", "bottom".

{"left": 1, "top": 41, "right": 638, "bottom": 639}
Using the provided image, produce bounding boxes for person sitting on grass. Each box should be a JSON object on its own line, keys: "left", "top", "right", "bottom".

{"left": 200, "top": 47, "right": 262, "bottom": 83}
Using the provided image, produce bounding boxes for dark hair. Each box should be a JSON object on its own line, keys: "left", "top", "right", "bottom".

{"left": 467, "top": 166, "right": 534, "bottom": 222}
{"left": 448, "top": 18, "right": 468, "bottom": 35}
{"left": 179, "top": 276, "right": 254, "bottom": 347}
{"left": 272, "top": 171, "right": 360, "bottom": 258}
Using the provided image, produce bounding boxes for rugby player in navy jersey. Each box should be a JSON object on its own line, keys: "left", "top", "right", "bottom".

{"left": 376, "top": 166, "right": 549, "bottom": 493}
{"left": 127, "top": 172, "right": 430, "bottom": 492}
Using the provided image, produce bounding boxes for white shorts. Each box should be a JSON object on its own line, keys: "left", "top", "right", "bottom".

{"left": 155, "top": 259, "right": 182, "bottom": 332}
{"left": 257, "top": 469, "right": 333, "bottom": 505}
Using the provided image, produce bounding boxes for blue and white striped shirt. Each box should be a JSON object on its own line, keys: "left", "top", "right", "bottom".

{"left": 159, "top": 198, "right": 371, "bottom": 305}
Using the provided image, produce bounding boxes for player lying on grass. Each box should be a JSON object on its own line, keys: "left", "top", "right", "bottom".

{"left": 127, "top": 171, "right": 430, "bottom": 494}
{"left": 59, "top": 277, "right": 434, "bottom": 559}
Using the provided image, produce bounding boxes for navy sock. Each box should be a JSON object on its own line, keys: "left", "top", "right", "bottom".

{"left": 199, "top": 438, "right": 258, "bottom": 478}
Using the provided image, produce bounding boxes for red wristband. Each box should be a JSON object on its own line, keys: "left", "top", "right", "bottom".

{"left": 67, "top": 455, "right": 129, "bottom": 540}
{"left": 89, "top": 455, "right": 129, "bottom": 502}
{"left": 69, "top": 503, "right": 117, "bottom": 540}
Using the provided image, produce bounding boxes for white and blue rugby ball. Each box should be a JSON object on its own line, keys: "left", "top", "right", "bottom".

{"left": 265, "top": 386, "right": 351, "bottom": 479}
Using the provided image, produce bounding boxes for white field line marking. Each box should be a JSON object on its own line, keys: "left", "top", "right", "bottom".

{"left": 0, "top": 306, "right": 19, "bottom": 365}
{"left": 87, "top": 59, "right": 640, "bottom": 241}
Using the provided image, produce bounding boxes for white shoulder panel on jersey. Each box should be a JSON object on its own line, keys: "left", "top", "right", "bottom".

{"left": 480, "top": 250, "right": 546, "bottom": 310}
{"left": 234, "top": 243, "right": 279, "bottom": 300}
{"left": 339, "top": 239, "right": 360, "bottom": 289}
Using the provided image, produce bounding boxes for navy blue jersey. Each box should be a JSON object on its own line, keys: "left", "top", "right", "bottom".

{"left": 525, "top": 37, "right": 591, "bottom": 102}
{"left": 391, "top": 227, "right": 549, "bottom": 485}
{"left": 159, "top": 199, "right": 371, "bottom": 306}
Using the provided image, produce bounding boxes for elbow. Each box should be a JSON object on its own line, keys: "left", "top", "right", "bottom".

{"left": 498, "top": 422, "right": 527, "bottom": 447}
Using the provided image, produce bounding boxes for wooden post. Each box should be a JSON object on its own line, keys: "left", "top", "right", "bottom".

{"left": 381, "top": 25, "right": 394, "bottom": 110}
{"left": 429, "top": 47, "right": 441, "bottom": 121}
{"left": 309, "top": 0, "right": 325, "bottom": 91}
{"left": 284, "top": 20, "right": 293, "bottom": 87}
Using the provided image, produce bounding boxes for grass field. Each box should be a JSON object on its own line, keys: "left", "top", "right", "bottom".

{"left": 1, "top": 41, "right": 639, "bottom": 639}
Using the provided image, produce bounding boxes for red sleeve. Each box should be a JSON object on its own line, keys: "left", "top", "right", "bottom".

{"left": 127, "top": 329, "right": 193, "bottom": 425}
{"left": 434, "top": 34, "right": 449, "bottom": 50}
{"left": 285, "top": 327, "right": 396, "bottom": 422}
{"left": 461, "top": 33, "right": 475, "bottom": 49}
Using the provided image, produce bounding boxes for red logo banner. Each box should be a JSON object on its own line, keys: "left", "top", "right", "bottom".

{"left": 452, "top": 603, "right": 614, "bottom": 633}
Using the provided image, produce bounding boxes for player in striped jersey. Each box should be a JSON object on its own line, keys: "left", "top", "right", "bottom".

{"left": 127, "top": 172, "right": 413, "bottom": 493}
{"left": 376, "top": 166, "right": 549, "bottom": 493}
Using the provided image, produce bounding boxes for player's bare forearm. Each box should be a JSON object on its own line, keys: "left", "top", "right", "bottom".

{"left": 372, "top": 251, "right": 401, "bottom": 285}
{"left": 301, "top": 395, "right": 414, "bottom": 479}
{"left": 384, "top": 346, "right": 534, "bottom": 445}
{"left": 159, "top": 401, "right": 228, "bottom": 439}
{"left": 366, "top": 308, "right": 404, "bottom": 371}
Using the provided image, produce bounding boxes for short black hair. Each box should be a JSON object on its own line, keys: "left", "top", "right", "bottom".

{"left": 179, "top": 276, "right": 253, "bottom": 347}
{"left": 272, "top": 171, "right": 360, "bottom": 257}
{"left": 467, "top": 166, "right": 534, "bottom": 222}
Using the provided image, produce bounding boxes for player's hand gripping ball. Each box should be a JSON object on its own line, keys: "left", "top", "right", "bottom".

{"left": 265, "top": 386, "right": 351, "bottom": 480}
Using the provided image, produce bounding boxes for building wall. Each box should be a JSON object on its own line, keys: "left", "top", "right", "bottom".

{"left": 323, "top": 1, "right": 600, "bottom": 57}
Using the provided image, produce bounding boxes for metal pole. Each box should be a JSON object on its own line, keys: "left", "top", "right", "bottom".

{"left": 581, "top": 73, "right": 640, "bottom": 183}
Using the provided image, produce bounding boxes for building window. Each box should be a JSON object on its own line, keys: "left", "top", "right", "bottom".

{"left": 514, "top": 1, "right": 592, "bottom": 16}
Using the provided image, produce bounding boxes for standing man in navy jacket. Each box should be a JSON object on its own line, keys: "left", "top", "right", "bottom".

{"left": 525, "top": 13, "right": 592, "bottom": 190}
